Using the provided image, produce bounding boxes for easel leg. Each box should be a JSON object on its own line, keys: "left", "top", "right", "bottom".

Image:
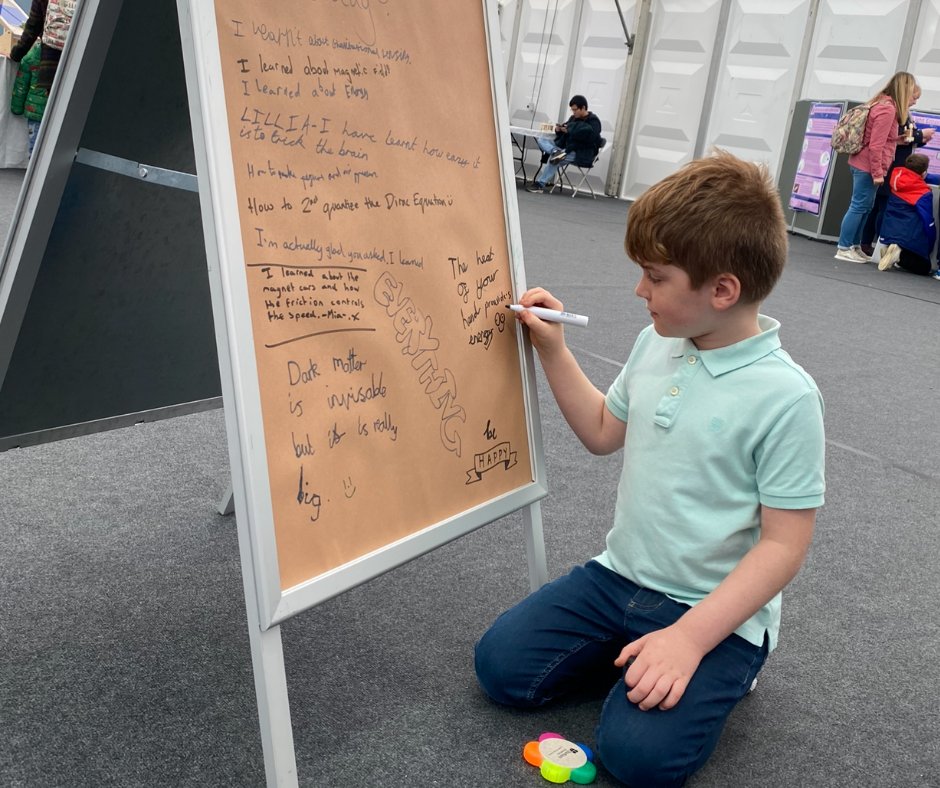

{"left": 218, "top": 482, "right": 235, "bottom": 515}
{"left": 523, "top": 500, "right": 548, "bottom": 591}
{"left": 227, "top": 479, "right": 298, "bottom": 784}
{"left": 246, "top": 621, "right": 299, "bottom": 788}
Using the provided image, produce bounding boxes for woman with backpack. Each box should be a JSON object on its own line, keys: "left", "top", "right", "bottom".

{"left": 858, "top": 85, "right": 934, "bottom": 256}
{"left": 835, "top": 72, "right": 920, "bottom": 264}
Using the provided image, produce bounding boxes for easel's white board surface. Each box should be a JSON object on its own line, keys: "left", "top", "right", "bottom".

{"left": 183, "top": 0, "right": 545, "bottom": 627}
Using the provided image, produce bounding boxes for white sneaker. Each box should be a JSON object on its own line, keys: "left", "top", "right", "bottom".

{"left": 851, "top": 245, "right": 872, "bottom": 261}
{"left": 834, "top": 247, "right": 868, "bottom": 263}
{"left": 932, "top": 270, "right": 940, "bottom": 280}
{"left": 878, "top": 243, "right": 901, "bottom": 271}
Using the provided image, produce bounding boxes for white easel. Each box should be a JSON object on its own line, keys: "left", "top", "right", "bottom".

{"left": 177, "top": 1, "right": 549, "bottom": 785}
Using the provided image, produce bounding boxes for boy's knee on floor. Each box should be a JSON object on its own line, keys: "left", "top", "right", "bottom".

{"left": 473, "top": 632, "right": 531, "bottom": 707}
{"left": 597, "top": 743, "right": 685, "bottom": 788}
{"left": 597, "top": 719, "right": 687, "bottom": 788}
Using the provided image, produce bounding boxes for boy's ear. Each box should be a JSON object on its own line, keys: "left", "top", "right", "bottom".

{"left": 710, "top": 273, "right": 742, "bottom": 311}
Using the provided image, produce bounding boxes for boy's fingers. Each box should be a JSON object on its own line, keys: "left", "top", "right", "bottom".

{"left": 519, "top": 287, "right": 563, "bottom": 311}
{"left": 613, "top": 645, "right": 638, "bottom": 667}
{"left": 637, "top": 676, "right": 673, "bottom": 711}
{"left": 658, "top": 679, "right": 688, "bottom": 711}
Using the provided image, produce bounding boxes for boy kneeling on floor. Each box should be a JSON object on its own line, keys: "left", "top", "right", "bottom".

{"left": 476, "top": 150, "right": 826, "bottom": 786}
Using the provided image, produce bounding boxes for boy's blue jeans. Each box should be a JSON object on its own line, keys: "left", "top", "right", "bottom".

{"left": 474, "top": 561, "right": 767, "bottom": 787}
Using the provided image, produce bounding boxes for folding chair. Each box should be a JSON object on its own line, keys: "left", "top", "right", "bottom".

{"left": 554, "top": 137, "right": 607, "bottom": 198}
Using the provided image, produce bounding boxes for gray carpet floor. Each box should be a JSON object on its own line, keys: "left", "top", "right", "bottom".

{"left": 2, "top": 174, "right": 938, "bottom": 787}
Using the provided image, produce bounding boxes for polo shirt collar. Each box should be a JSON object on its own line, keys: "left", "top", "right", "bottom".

{"left": 669, "top": 315, "right": 781, "bottom": 377}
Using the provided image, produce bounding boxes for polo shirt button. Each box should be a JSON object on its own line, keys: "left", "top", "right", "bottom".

{"left": 688, "top": 356, "right": 697, "bottom": 364}
{"left": 670, "top": 386, "right": 680, "bottom": 396}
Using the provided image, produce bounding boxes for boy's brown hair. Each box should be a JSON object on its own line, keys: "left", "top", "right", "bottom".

{"left": 905, "top": 152, "right": 929, "bottom": 175}
{"left": 625, "top": 149, "right": 787, "bottom": 303}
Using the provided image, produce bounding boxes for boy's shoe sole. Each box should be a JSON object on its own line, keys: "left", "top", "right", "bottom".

{"left": 877, "top": 243, "right": 901, "bottom": 271}
{"left": 549, "top": 152, "right": 567, "bottom": 163}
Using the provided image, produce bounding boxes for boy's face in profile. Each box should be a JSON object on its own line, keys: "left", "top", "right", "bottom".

{"left": 634, "top": 262, "right": 717, "bottom": 342}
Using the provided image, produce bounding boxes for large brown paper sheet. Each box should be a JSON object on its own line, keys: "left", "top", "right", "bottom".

{"left": 213, "top": 0, "right": 534, "bottom": 590}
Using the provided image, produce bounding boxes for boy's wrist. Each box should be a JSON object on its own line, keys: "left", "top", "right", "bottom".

{"left": 533, "top": 337, "right": 571, "bottom": 365}
{"left": 670, "top": 617, "right": 715, "bottom": 657}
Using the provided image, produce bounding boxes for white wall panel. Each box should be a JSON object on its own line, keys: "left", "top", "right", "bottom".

{"left": 802, "top": 0, "right": 910, "bottom": 101}
{"left": 500, "top": 0, "right": 936, "bottom": 203}
{"left": 498, "top": 0, "right": 519, "bottom": 69}
{"left": 566, "top": 0, "right": 633, "bottom": 192}
{"left": 506, "top": 0, "right": 580, "bottom": 128}
{"left": 703, "top": 1, "right": 811, "bottom": 177}
{"left": 910, "top": 0, "right": 940, "bottom": 111}
{"left": 620, "top": 0, "right": 724, "bottom": 200}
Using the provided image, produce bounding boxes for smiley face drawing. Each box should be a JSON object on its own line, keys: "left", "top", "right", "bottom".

{"left": 522, "top": 732, "right": 597, "bottom": 784}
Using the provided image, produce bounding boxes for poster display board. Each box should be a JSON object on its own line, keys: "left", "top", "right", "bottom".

{"left": 789, "top": 101, "right": 841, "bottom": 215}
{"left": 181, "top": 0, "right": 545, "bottom": 628}
{"left": 910, "top": 109, "right": 940, "bottom": 185}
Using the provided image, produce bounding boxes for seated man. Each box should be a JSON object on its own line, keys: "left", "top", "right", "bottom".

{"left": 877, "top": 153, "right": 937, "bottom": 276}
{"left": 526, "top": 94, "right": 602, "bottom": 194}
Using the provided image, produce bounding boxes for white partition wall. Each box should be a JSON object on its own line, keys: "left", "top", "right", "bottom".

{"left": 566, "top": 0, "right": 634, "bottom": 190}
{"left": 619, "top": 0, "right": 724, "bottom": 200}
{"left": 905, "top": 0, "right": 940, "bottom": 108}
{"left": 507, "top": 0, "right": 582, "bottom": 128}
{"left": 801, "top": 0, "right": 912, "bottom": 101}
{"left": 701, "top": 1, "right": 812, "bottom": 175}
{"left": 499, "top": 0, "right": 940, "bottom": 201}
{"left": 500, "top": 0, "right": 631, "bottom": 193}
{"left": 498, "top": 0, "right": 520, "bottom": 77}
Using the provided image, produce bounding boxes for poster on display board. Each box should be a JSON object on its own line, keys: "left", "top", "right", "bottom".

{"left": 909, "top": 110, "right": 940, "bottom": 185}
{"left": 789, "top": 101, "right": 842, "bottom": 215}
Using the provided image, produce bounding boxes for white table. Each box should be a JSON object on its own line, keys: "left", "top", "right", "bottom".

{"left": 509, "top": 125, "right": 551, "bottom": 185}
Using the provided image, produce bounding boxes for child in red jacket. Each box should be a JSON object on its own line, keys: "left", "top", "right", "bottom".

{"left": 877, "top": 153, "right": 937, "bottom": 276}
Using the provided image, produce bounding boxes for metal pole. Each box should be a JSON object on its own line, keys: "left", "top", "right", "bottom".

{"left": 606, "top": 0, "right": 652, "bottom": 197}
{"left": 613, "top": 0, "right": 636, "bottom": 53}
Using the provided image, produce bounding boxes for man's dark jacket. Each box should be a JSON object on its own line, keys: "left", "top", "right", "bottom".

{"left": 554, "top": 111, "right": 603, "bottom": 167}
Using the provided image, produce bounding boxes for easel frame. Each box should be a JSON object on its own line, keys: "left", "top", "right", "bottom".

{"left": 0, "top": 1, "right": 224, "bottom": 452}
{"left": 177, "top": 1, "right": 549, "bottom": 785}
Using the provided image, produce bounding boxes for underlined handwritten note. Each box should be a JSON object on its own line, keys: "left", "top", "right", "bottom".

{"left": 214, "top": 0, "right": 533, "bottom": 589}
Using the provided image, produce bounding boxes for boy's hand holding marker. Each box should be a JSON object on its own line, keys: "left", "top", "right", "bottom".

{"left": 508, "top": 288, "right": 568, "bottom": 356}
{"left": 508, "top": 304, "right": 589, "bottom": 327}
{"left": 508, "top": 288, "right": 588, "bottom": 357}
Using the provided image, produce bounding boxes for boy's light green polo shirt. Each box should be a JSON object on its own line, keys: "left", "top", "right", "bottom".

{"left": 598, "top": 316, "right": 825, "bottom": 650}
